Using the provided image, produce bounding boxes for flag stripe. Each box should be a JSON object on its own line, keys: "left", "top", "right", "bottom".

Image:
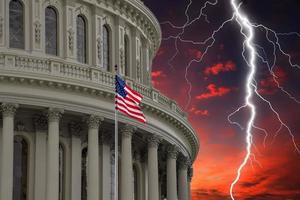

{"left": 125, "top": 86, "right": 142, "bottom": 99}
{"left": 116, "top": 97, "right": 143, "bottom": 115}
{"left": 116, "top": 94, "right": 140, "bottom": 108}
{"left": 117, "top": 105, "right": 146, "bottom": 123}
{"left": 124, "top": 86, "right": 142, "bottom": 104}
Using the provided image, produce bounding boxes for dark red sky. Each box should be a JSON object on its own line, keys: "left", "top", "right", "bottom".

{"left": 143, "top": 0, "right": 300, "bottom": 199}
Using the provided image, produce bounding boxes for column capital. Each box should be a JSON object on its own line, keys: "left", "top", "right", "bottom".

{"left": 47, "top": 108, "right": 63, "bottom": 122}
{"left": 1, "top": 103, "right": 18, "bottom": 117}
{"left": 86, "top": 115, "right": 103, "bottom": 129}
{"left": 187, "top": 167, "right": 193, "bottom": 182}
{"left": 166, "top": 145, "right": 179, "bottom": 159}
{"left": 147, "top": 134, "right": 162, "bottom": 148}
{"left": 121, "top": 124, "right": 136, "bottom": 138}
{"left": 178, "top": 157, "right": 191, "bottom": 170}
{"left": 33, "top": 114, "right": 48, "bottom": 131}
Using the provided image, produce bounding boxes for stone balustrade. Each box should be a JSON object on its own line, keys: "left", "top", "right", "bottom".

{"left": 0, "top": 52, "right": 187, "bottom": 119}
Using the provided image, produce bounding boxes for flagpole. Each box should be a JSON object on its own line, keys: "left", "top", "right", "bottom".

{"left": 114, "top": 65, "right": 118, "bottom": 200}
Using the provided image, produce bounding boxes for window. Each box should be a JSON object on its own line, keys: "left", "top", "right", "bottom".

{"left": 81, "top": 147, "right": 88, "bottom": 200}
{"left": 45, "top": 7, "right": 58, "bottom": 55}
{"left": 13, "top": 136, "right": 28, "bottom": 200}
{"left": 124, "top": 35, "right": 129, "bottom": 76}
{"left": 59, "top": 144, "right": 65, "bottom": 200}
{"left": 77, "top": 15, "right": 87, "bottom": 63}
{"left": 9, "top": 0, "right": 24, "bottom": 49}
{"left": 103, "top": 25, "right": 110, "bottom": 71}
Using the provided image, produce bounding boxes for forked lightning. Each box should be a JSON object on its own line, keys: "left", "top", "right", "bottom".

{"left": 161, "top": 0, "right": 300, "bottom": 199}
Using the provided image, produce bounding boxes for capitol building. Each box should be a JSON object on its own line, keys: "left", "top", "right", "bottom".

{"left": 0, "top": 0, "right": 199, "bottom": 200}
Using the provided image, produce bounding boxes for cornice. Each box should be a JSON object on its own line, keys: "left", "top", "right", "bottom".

{"left": 0, "top": 53, "right": 199, "bottom": 161}
{"left": 0, "top": 73, "right": 199, "bottom": 160}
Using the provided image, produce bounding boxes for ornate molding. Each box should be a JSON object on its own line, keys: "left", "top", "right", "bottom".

{"left": 136, "top": 59, "right": 141, "bottom": 81}
{"left": 0, "top": 51, "right": 199, "bottom": 160}
{"left": 86, "top": 115, "right": 103, "bottom": 129}
{"left": 34, "top": 21, "right": 41, "bottom": 44}
{"left": 188, "top": 167, "right": 193, "bottom": 182}
{"left": 121, "top": 124, "right": 136, "bottom": 138}
{"left": 120, "top": 48, "right": 124, "bottom": 69}
{"left": 75, "top": 5, "right": 89, "bottom": 16}
{"left": 1, "top": 103, "right": 18, "bottom": 117}
{"left": 147, "top": 134, "right": 162, "bottom": 148}
{"left": 0, "top": 71, "right": 198, "bottom": 161}
{"left": 97, "top": 37, "right": 102, "bottom": 64}
{"left": 47, "top": 108, "right": 63, "bottom": 122}
{"left": 68, "top": 28, "right": 74, "bottom": 51}
{"left": 44, "top": 0, "right": 59, "bottom": 7}
{"left": 166, "top": 145, "right": 179, "bottom": 159}
{"left": 178, "top": 156, "right": 191, "bottom": 170}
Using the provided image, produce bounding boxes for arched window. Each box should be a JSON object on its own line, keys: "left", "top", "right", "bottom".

{"left": 102, "top": 25, "right": 110, "bottom": 71}
{"left": 9, "top": 0, "right": 24, "bottom": 49}
{"left": 124, "top": 35, "right": 129, "bottom": 76}
{"left": 81, "top": 147, "right": 88, "bottom": 200}
{"left": 45, "top": 7, "right": 58, "bottom": 55}
{"left": 59, "top": 144, "right": 65, "bottom": 200}
{"left": 13, "top": 136, "right": 28, "bottom": 200}
{"left": 77, "top": 15, "right": 87, "bottom": 63}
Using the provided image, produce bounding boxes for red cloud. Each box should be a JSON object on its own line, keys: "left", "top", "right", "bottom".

{"left": 188, "top": 48, "right": 202, "bottom": 60}
{"left": 189, "top": 106, "right": 209, "bottom": 116}
{"left": 151, "top": 70, "right": 166, "bottom": 78}
{"left": 258, "top": 68, "right": 287, "bottom": 95}
{"left": 204, "top": 61, "right": 236, "bottom": 76}
{"left": 151, "top": 70, "right": 166, "bottom": 87}
{"left": 196, "top": 84, "right": 232, "bottom": 100}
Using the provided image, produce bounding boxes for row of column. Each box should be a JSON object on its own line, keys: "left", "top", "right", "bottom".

{"left": 0, "top": 104, "right": 104, "bottom": 200}
{"left": 120, "top": 124, "right": 191, "bottom": 200}
{"left": 0, "top": 103, "right": 192, "bottom": 200}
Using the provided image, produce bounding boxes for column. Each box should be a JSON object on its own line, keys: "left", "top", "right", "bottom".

{"left": 46, "top": 108, "right": 63, "bottom": 200}
{"left": 69, "top": 121, "right": 83, "bottom": 200}
{"left": 187, "top": 167, "right": 193, "bottom": 200}
{"left": 100, "top": 133, "right": 112, "bottom": 200}
{"left": 0, "top": 103, "right": 18, "bottom": 200}
{"left": 147, "top": 135, "right": 161, "bottom": 200}
{"left": 166, "top": 145, "right": 179, "bottom": 200}
{"left": 120, "top": 125, "right": 136, "bottom": 200}
{"left": 178, "top": 157, "right": 190, "bottom": 200}
{"left": 86, "top": 115, "right": 102, "bottom": 200}
{"left": 33, "top": 114, "right": 48, "bottom": 200}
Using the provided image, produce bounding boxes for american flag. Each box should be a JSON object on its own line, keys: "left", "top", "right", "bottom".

{"left": 115, "top": 75, "right": 146, "bottom": 123}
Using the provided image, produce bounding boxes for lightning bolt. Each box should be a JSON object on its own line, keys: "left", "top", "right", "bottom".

{"left": 228, "top": 1, "right": 300, "bottom": 198}
{"left": 229, "top": 1, "right": 256, "bottom": 199}
{"left": 160, "top": 0, "right": 300, "bottom": 199}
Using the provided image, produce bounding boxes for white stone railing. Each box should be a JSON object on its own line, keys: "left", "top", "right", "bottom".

{"left": 0, "top": 53, "right": 187, "bottom": 119}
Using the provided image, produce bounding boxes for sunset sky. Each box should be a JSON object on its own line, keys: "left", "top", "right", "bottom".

{"left": 143, "top": 0, "right": 300, "bottom": 199}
